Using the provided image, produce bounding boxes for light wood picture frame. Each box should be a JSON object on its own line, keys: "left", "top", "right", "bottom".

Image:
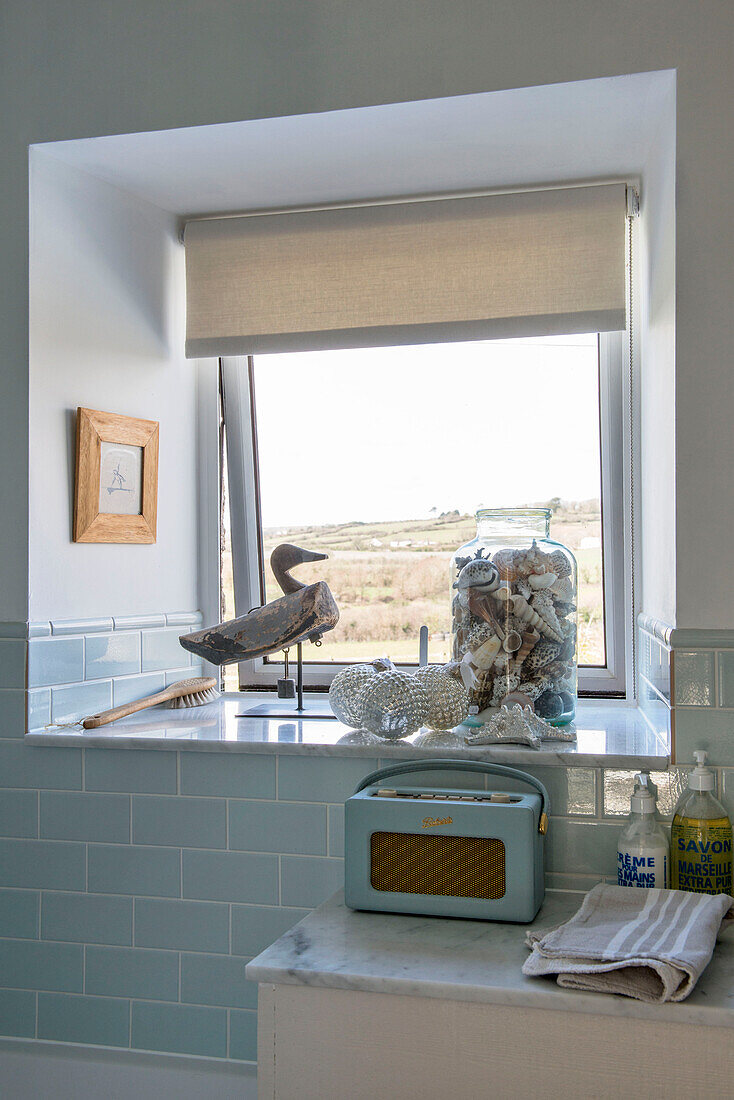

{"left": 74, "top": 407, "right": 159, "bottom": 543}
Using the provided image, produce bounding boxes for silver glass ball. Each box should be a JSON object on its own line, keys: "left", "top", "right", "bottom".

{"left": 414, "top": 665, "right": 470, "bottom": 730}
{"left": 358, "top": 671, "right": 430, "bottom": 739}
{"left": 328, "top": 664, "right": 378, "bottom": 727}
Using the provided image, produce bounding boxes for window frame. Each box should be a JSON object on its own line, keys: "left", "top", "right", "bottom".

{"left": 221, "top": 331, "right": 632, "bottom": 697}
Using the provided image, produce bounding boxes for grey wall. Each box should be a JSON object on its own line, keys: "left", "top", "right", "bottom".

{"left": 2, "top": 0, "right": 733, "bottom": 630}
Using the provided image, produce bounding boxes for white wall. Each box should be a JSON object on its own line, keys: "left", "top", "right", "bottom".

{"left": 28, "top": 151, "right": 200, "bottom": 619}
{"left": 1, "top": 0, "right": 732, "bottom": 632}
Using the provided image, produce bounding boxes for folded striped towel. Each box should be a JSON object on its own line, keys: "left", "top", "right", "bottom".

{"left": 523, "top": 883, "right": 732, "bottom": 1003}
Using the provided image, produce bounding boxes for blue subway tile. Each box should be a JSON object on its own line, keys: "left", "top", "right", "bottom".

{"left": 26, "top": 688, "right": 50, "bottom": 732}
{"left": 280, "top": 856, "right": 344, "bottom": 908}
{"left": 52, "top": 681, "right": 112, "bottom": 725}
{"left": 132, "top": 795, "right": 225, "bottom": 849}
{"left": 135, "top": 898, "right": 229, "bottom": 953}
{"left": 86, "top": 945, "right": 179, "bottom": 1001}
{"left": 545, "top": 819, "right": 620, "bottom": 877}
{"left": 231, "top": 905, "right": 310, "bottom": 956}
{"left": 0, "top": 689, "right": 29, "bottom": 737}
{"left": 180, "top": 753, "right": 275, "bottom": 799}
{"left": 38, "top": 992, "right": 129, "bottom": 1047}
{"left": 328, "top": 804, "right": 344, "bottom": 857}
{"left": 114, "top": 615, "right": 166, "bottom": 631}
{"left": 142, "top": 628, "right": 190, "bottom": 673}
{"left": 278, "top": 755, "right": 379, "bottom": 803}
{"left": 85, "top": 632, "right": 141, "bottom": 680}
{"left": 88, "top": 844, "right": 180, "bottom": 897}
{"left": 165, "top": 667, "right": 202, "bottom": 686}
{"left": 113, "top": 673, "right": 166, "bottom": 707}
{"left": 0, "top": 640, "right": 27, "bottom": 689}
{"left": 0, "top": 890, "right": 39, "bottom": 938}
{"left": 0, "top": 739, "right": 82, "bottom": 789}
{"left": 165, "top": 612, "right": 203, "bottom": 629}
{"left": 0, "top": 990, "right": 36, "bottom": 1037}
{"left": 229, "top": 800, "right": 326, "bottom": 855}
{"left": 181, "top": 953, "right": 256, "bottom": 1009}
{"left": 85, "top": 749, "right": 176, "bottom": 794}
{"left": 229, "top": 1010, "right": 258, "bottom": 1062}
{"left": 51, "top": 618, "right": 113, "bottom": 636}
{"left": 0, "top": 839, "right": 85, "bottom": 890}
{"left": 40, "top": 791, "right": 130, "bottom": 843}
{"left": 0, "top": 789, "right": 38, "bottom": 837}
{"left": 0, "top": 938, "right": 82, "bottom": 991}
{"left": 183, "top": 850, "right": 278, "bottom": 905}
{"left": 41, "top": 892, "right": 132, "bottom": 945}
{"left": 132, "top": 1001, "right": 226, "bottom": 1059}
{"left": 717, "top": 650, "right": 734, "bottom": 707}
{"left": 28, "top": 621, "right": 52, "bottom": 638}
{"left": 673, "top": 650, "right": 715, "bottom": 706}
{"left": 28, "top": 636, "right": 82, "bottom": 688}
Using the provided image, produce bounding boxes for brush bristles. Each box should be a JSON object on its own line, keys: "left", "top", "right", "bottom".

{"left": 168, "top": 686, "right": 220, "bottom": 709}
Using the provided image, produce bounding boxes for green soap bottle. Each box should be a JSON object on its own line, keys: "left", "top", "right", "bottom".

{"left": 671, "top": 750, "right": 732, "bottom": 895}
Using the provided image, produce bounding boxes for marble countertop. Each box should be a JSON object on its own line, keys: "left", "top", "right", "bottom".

{"left": 26, "top": 694, "right": 669, "bottom": 768}
{"left": 246, "top": 889, "right": 734, "bottom": 1028}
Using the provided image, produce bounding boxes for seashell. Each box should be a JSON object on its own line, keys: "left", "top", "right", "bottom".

{"left": 515, "top": 627, "right": 540, "bottom": 664}
{"left": 548, "top": 550, "right": 572, "bottom": 578}
{"left": 555, "top": 600, "right": 576, "bottom": 619}
{"left": 470, "top": 634, "right": 503, "bottom": 670}
{"left": 414, "top": 665, "right": 470, "bottom": 730}
{"left": 491, "top": 583, "right": 514, "bottom": 602}
{"left": 359, "top": 670, "right": 430, "bottom": 739}
{"left": 529, "top": 592, "right": 564, "bottom": 642}
{"left": 528, "top": 572, "right": 557, "bottom": 590}
{"left": 502, "top": 630, "right": 522, "bottom": 654}
{"left": 490, "top": 671, "right": 519, "bottom": 707}
{"left": 492, "top": 549, "right": 519, "bottom": 582}
{"left": 509, "top": 594, "right": 563, "bottom": 643}
{"left": 549, "top": 575, "right": 573, "bottom": 602}
{"left": 524, "top": 639, "right": 562, "bottom": 673}
{"left": 535, "top": 690, "right": 564, "bottom": 721}
{"left": 468, "top": 591, "right": 506, "bottom": 641}
{"left": 515, "top": 579, "right": 533, "bottom": 600}
{"left": 516, "top": 680, "right": 544, "bottom": 701}
{"left": 454, "top": 559, "right": 500, "bottom": 594}
{"left": 500, "top": 691, "right": 535, "bottom": 709}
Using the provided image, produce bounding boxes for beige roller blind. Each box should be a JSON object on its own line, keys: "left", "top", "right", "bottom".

{"left": 184, "top": 183, "right": 627, "bottom": 357}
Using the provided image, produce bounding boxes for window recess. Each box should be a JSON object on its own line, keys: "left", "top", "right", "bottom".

{"left": 184, "top": 183, "right": 634, "bottom": 697}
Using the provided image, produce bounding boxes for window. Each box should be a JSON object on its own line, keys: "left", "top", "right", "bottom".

{"left": 221, "top": 330, "right": 629, "bottom": 696}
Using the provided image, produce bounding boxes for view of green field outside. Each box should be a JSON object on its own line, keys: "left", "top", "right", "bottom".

{"left": 222, "top": 502, "right": 604, "bottom": 674}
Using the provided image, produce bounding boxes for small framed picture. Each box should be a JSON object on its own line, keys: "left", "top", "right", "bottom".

{"left": 74, "top": 407, "right": 159, "bottom": 543}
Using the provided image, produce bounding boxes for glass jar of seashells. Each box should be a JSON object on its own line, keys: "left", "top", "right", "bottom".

{"left": 450, "top": 509, "right": 577, "bottom": 724}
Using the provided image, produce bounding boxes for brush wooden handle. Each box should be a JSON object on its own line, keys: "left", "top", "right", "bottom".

{"left": 82, "top": 678, "right": 216, "bottom": 729}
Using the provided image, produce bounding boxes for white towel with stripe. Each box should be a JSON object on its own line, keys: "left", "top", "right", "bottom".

{"left": 523, "top": 884, "right": 732, "bottom": 1002}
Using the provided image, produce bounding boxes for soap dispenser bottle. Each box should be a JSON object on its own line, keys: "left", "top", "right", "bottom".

{"left": 617, "top": 774, "right": 669, "bottom": 888}
{"left": 671, "top": 751, "right": 732, "bottom": 895}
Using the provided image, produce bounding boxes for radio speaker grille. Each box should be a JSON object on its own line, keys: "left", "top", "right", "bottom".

{"left": 370, "top": 831, "right": 506, "bottom": 899}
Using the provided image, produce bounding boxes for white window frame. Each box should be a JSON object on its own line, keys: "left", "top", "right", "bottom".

{"left": 221, "top": 332, "right": 633, "bottom": 698}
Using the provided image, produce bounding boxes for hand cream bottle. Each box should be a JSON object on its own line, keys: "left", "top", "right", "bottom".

{"left": 617, "top": 774, "right": 669, "bottom": 889}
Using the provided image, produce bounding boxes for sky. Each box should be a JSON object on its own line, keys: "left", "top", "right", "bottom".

{"left": 253, "top": 334, "right": 602, "bottom": 529}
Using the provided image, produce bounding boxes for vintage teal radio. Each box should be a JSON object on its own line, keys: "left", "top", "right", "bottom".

{"left": 344, "top": 760, "right": 548, "bottom": 923}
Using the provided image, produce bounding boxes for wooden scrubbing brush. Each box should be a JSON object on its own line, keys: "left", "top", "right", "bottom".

{"left": 82, "top": 677, "right": 219, "bottom": 729}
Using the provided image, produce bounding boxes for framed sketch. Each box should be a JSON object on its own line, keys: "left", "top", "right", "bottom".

{"left": 74, "top": 407, "right": 159, "bottom": 543}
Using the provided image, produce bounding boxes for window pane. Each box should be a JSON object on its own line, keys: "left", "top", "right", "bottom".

{"left": 251, "top": 336, "right": 606, "bottom": 667}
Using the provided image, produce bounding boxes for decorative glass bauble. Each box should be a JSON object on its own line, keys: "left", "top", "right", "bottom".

{"left": 358, "top": 670, "right": 429, "bottom": 739}
{"left": 451, "top": 509, "right": 577, "bottom": 724}
{"left": 328, "top": 658, "right": 393, "bottom": 726}
{"left": 414, "top": 665, "right": 470, "bottom": 730}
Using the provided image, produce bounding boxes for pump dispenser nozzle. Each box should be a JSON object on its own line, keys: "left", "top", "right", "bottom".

{"left": 630, "top": 773, "right": 657, "bottom": 814}
{"left": 689, "top": 750, "right": 715, "bottom": 791}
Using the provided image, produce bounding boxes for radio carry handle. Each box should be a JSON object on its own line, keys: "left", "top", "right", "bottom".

{"left": 353, "top": 758, "right": 549, "bottom": 834}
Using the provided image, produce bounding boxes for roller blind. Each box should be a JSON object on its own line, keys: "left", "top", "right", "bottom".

{"left": 184, "top": 183, "right": 627, "bottom": 358}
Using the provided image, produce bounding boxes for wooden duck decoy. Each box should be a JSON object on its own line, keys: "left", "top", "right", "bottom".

{"left": 179, "top": 544, "right": 339, "bottom": 666}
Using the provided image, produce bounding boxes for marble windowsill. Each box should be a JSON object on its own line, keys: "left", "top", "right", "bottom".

{"left": 26, "top": 693, "right": 670, "bottom": 767}
{"left": 245, "top": 889, "right": 734, "bottom": 1029}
